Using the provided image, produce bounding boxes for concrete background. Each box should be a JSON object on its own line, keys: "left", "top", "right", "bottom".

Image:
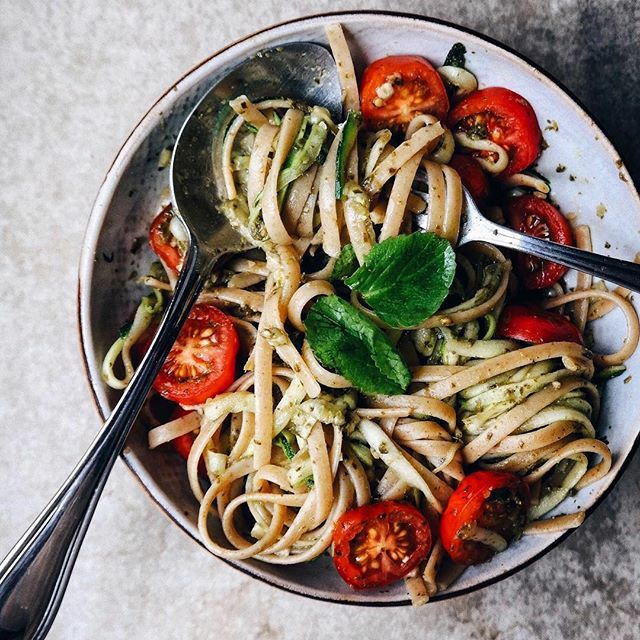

{"left": 1, "top": 1, "right": 638, "bottom": 638}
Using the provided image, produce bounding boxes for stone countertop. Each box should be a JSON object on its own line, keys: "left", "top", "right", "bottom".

{"left": 1, "top": 1, "right": 638, "bottom": 638}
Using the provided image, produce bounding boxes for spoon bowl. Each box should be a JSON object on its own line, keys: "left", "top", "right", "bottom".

{"left": 171, "top": 42, "right": 342, "bottom": 258}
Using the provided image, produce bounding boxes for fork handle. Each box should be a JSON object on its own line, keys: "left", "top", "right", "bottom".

{"left": 471, "top": 222, "right": 640, "bottom": 293}
{"left": 0, "top": 244, "right": 207, "bottom": 640}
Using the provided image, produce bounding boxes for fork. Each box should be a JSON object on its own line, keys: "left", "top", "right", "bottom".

{"left": 412, "top": 177, "right": 640, "bottom": 292}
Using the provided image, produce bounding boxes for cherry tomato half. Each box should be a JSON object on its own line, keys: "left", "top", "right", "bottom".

{"left": 360, "top": 56, "right": 449, "bottom": 131}
{"left": 506, "top": 195, "right": 574, "bottom": 290}
{"left": 440, "top": 471, "right": 530, "bottom": 566}
{"left": 498, "top": 304, "right": 583, "bottom": 345}
{"left": 449, "top": 87, "right": 541, "bottom": 176}
{"left": 149, "top": 205, "right": 184, "bottom": 272}
{"left": 153, "top": 304, "right": 239, "bottom": 405}
{"left": 448, "top": 153, "right": 490, "bottom": 202}
{"left": 332, "top": 501, "right": 432, "bottom": 589}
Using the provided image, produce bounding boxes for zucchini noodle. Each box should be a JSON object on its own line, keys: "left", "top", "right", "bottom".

{"left": 102, "top": 23, "right": 639, "bottom": 607}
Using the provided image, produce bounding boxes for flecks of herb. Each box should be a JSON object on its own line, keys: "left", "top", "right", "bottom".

{"left": 545, "top": 119, "right": 559, "bottom": 131}
{"left": 119, "top": 322, "right": 132, "bottom": 339}
{"left": 604, "top": 241, "right": 611, "bottom": 249}
{"left": 103, "top": 251, "right": 114, "bottom": 263}
{"left": 555, "top": 164, "right": 566, "bottom": 173}
{"left": 467, "top": 122, "right": 488, "bottom": 140}
{"left": 443, "top": 42, "right": 467, "bottom": 68}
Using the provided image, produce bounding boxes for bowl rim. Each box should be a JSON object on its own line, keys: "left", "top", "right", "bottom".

{"left": 77, "top": 9, "right": 640, "bottom": 606}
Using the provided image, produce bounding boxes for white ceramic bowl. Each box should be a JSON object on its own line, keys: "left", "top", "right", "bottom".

{"left": 78, "top": 11, "right": 640, "bottom": 605}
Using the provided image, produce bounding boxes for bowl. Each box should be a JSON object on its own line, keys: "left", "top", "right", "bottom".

{"left": 78, "top": 10, "right": 640, "bottom": 605}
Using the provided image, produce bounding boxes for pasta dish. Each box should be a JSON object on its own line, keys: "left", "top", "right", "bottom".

{"left": 102, "top": 25, "right": 639, "bottom": 604}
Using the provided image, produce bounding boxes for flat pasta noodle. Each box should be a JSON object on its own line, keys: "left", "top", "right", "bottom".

{"left": 100, "top": 23, "right": 640, "bottom": 606}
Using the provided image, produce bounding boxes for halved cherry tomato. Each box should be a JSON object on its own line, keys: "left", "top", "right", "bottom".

{"left": 153, "top": 304, "right": 239, "bottom": 405}
{"left": 332, "top": 501, "right": 432, "bottom": 589}
{"left": 360, "top": 56, "right": 449, "bottom": 130}
{"left": 506, "top": 195, "right": 574, "bottom": 289}
{"left": 449, "top": 153, "right": 490, "bottom": 202}
{"left": 149, "top": 205, "right": 184, "bottom": 272}
{"left": 498, "top": 304, "right": 583, "bottom": 345}
{"left": 449, "top": 87, "right": 541, "bottom": 176}
{"left": 440, "top": 471, "right": 529, "bottom": 566}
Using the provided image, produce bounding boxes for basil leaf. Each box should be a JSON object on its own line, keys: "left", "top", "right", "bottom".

{"left": 346, "top": 232, "right": 456, "bottom": 328}
{"left": 305, "top": 295, "right": 411, "bottom": 395}
{"left": 331, "top": 243, "right": 359, "bottom": 281}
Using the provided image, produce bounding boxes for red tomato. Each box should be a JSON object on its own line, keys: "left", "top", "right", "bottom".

{"left": 449, "top": 87, "right": 541, "bottom": 176}
{"left": 169, "top": 406, "right": 197, "bottom": 461}
{"left": 149, "top": 205, "right": 184, "bottom": 271}
{"left": 506, "top": 195, "right": 574, "bottom": 289}
{"left": 171, "top": 432, "right": 196, "bottom": 460}
{"left": 332, "top": 501, "right": 432, "bottom": 589}
{"left": 498, "top": 305, "right": 583, "bottom": 345}
{"left": 440, "top": 471, "right": 530, "bottom": 566}
{"left": 448, "top": 153, "right": 490, "bottom": 202}
{"left": 360, "top": 56, "right": 449, "bottom": 130}
{"left": 153, "top": 304, "right": 239, "bottom": 405}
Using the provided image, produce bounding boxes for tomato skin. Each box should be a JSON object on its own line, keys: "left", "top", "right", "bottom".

{"left": 153, "top": 304, "right": 239, "bottom": 405}
{"left": 360, "top": 55, "right": 449, "bottom": 130}
{"left": 448, "top": 153, "right": 490, "bottom": 202}
{"left": 506, "top": 195, "right": 574, "bottom": 290}
{"left": 149, "top": 205, "right": 183, "bottom": 272}
{"left": 449, "top": 87, "right": 541, "bottom": 176}
{"left": 440, "top": 471, "right": 530, "bottom": 566}
{"left": 169, "top": 406, "right": 196, "bottom": 461}
{"left": 498, "top": 305, "right": 583, "bottom": 345}
{"left": 332, "top": 501, "right": 432, "bottom": 590}
{"left": 171, "top": 432, "right": 196, "bottom": 460}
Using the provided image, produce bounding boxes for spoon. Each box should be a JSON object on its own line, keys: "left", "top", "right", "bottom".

{"left": 413, "top": 178, "right": 640, "bottom": 292}
{"left": 0, "top": 43, "right": 341, "bottom": 640}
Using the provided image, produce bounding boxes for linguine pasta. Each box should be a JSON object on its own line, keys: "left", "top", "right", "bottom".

{"left": 103, "top": 24, "right": 638, "bottom": 604}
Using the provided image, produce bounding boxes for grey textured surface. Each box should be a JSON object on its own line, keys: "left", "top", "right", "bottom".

{"left": 0, "top": 1, "right": 639, "bottom": 639}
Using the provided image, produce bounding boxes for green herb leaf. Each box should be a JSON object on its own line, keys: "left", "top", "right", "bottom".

{"left": 336, "top": 110, "right": 361, "bottom": 199}
{"left": 331, "top": 244, "right": 359, "bottom": 281}
{"left": 346, "top": 232, "right": 456, "bottom": 328}
{"left": 305, "top": 295, "right": 411, "bottom": 395}
{"left": 443, "top": 42, "right": 467, "bottom": 68}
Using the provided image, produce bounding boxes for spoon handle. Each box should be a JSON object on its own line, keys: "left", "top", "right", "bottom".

{"left": 0, "top": 244, "right": 206, "bottom": 640}
{"left": 467, "top": 216, "right": 640, "bottom": 293}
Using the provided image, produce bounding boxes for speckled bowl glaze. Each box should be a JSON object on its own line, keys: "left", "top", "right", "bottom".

{"left": 78, "top": 11, "right": 640, "bottom": 605}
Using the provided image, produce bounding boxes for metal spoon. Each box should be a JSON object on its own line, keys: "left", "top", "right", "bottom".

{"left": 413, "top": 179, "right": 640, "bottom": 291}
{"left": 0, "top": 43, "right": 341, "bottom": 640}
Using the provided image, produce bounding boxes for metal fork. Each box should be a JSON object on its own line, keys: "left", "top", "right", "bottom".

{"left": 412, "top": 177, "right": 640, "bottom": 292}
